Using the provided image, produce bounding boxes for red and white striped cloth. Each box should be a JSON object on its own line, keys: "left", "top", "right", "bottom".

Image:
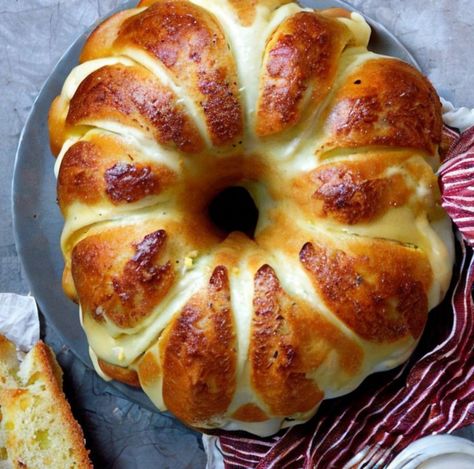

{"left": 214, "top": 126, "right": 474, "bottom": 469}
{"left": 440, "top": 126, "right": 474, "bottom": 245}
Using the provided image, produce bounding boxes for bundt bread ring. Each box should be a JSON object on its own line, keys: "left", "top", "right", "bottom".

{"left": 49, "top": 0, "right": 454, "bottom": 436}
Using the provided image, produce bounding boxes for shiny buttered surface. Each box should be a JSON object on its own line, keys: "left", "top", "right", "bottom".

{"left": 49, "top": 0, "right": 454, "bottom": 436}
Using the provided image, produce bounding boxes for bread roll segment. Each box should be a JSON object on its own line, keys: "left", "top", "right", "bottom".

{"left": 49, "top": 0, "right": 454, "bottom": 436}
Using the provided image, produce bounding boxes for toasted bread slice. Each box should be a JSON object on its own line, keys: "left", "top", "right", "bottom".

{"left": 0, "top": 336, "right": 92, "bottom": 468}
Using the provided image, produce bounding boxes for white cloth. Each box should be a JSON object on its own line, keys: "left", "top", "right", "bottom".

{"left": 442, "top": 98, "right": 474, "bottom": 133}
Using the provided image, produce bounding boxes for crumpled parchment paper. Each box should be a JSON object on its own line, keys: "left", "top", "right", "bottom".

{"left": 0, "top": 293, "right": 39, "bottom": 352}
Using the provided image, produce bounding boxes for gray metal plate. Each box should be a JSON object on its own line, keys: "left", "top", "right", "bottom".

{"left": 12, "top": 0, "right": 418, "bottom": 413}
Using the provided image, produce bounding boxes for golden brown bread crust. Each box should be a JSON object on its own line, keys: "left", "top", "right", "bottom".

{"left": 48, "top": 96, "right": 69, "bottom": 156}
{"left": 227, "top": 0, "right": 292, "bottom": 26}
{"left": 256, "top": 12, "right": 350, "bottom": 136}
{"left": 103, "top": 163, "right": 167, "bottom": 204}
{"left": 300, "top": 239, "right": 432, "bottom": 342}
{"left": 50, "top": 0, "right": 453, "bottom": 434}
{"left": 251, "top": 264, "right": 362, "bottom": 415}
{"left": 72, "top": 226, "right": 174, "bottom": 329}
{"left": 137, "top": 0, "right": 292, "bottom": 26}
{"left": 232, "top": 403, "right": 269, "bottom": 422}
{"left": 58, "top": 142, "right": 103, "bottom": 208}
{"left": 137, "top": 346, "right": 161, "bottom": 388}
{"left": 119, "top": 2, "right": 243, "bottom": 146}
{"left": 81, "top": 1, "right": 243, "bottom": 146}
{"left": 311, "top": 164, "right": 406, "bottom": 224}
{"left": 80, "top": 10, "right": 139, "bottom": 63}
{"left": 159, "top": 266, "right": 237, "bottom": 425}
{"left": 320, "top": 58, "right": 442, "bottom": 155}
{"left": 58, "top": 133, "right": 176, "bottom": 213}
{"left": 319, "top": 8, "right": 352, "bottom": 19}
{"left": 67, "top": 64, "right": 204, "bottom": 153}
{"left": 290, "top": 151, "right": 438, "bottom": 225}
{"left": 98, "top": 359, "right": 140, "bottom": 387}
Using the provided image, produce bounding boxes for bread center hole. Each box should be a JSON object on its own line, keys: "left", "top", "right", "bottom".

{"left": 208, "top": 187, "right": 259, "bottom": 239}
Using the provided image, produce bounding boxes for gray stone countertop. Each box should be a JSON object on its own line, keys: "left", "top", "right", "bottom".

{"left": 0, "top": 1, "right": 473, "bottom": 467}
